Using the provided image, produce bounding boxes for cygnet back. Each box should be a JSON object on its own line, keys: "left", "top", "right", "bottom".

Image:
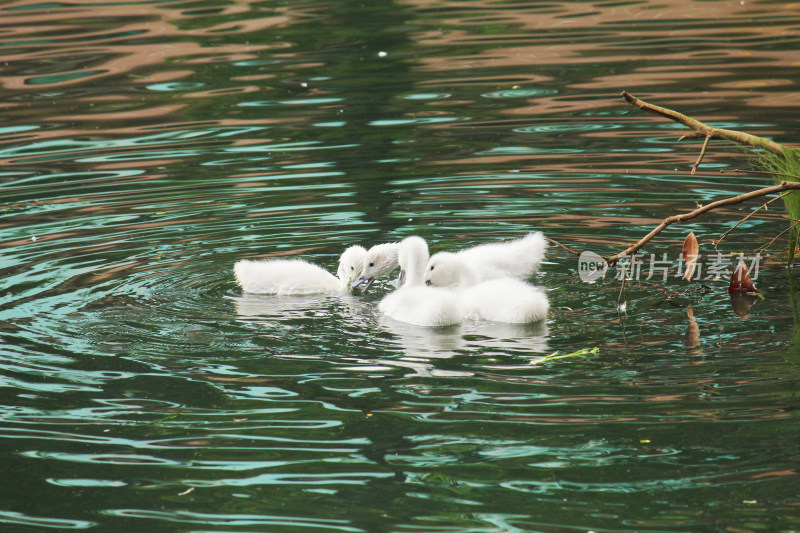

{"left": 234, "top": 259, "right": 339, "bottom": 295}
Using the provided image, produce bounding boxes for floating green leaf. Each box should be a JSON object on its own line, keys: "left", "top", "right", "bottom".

{"left": 532, "top": 347, "right": 599, "bottom": 365}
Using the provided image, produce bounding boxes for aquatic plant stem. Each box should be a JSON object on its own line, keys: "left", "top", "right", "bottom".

{"left": 533, "top": 347, "right": 599, "bottom": 365}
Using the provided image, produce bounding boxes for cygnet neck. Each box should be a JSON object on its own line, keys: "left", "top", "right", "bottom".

{"left": 399, "top": 236, "right": 429, "bottom": 287}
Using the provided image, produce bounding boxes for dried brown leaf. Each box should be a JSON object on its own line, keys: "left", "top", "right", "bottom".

{"left": 682, "top": 232, "right": 699, "bottom": 281}
{"left": 728, "top": 261, "right": 759, "bottom": 294}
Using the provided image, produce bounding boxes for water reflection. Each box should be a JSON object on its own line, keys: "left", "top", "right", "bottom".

{"left": 232, "top": 292, "right": 549, "bottom": 377}
{"left": 730, "top": 293, "right": 760, "bottom": 319}
{"left": 231, "top": 293, "right": 356, "bottom": 322}
{"left": 684, "top": 305, "right": 701, "bottom": 351}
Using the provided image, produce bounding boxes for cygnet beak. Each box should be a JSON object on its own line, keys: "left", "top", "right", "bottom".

{"left": 397, "top": 270, "right": 406, "bottom": 286}
{"left": 351, "top": 277, "right": 365, "bottom": 289}
{"left": 362, "top": 277, "right": 376, "bottom": 292}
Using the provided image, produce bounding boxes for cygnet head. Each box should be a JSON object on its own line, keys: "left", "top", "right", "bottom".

{"left": 351, "top": 242, "right": 399, "bottom": 291}
{"left": 424, "top": 252, "right": 478, "bottom": 288}
{"left": 397, "top": 236, "right": 429, "bottom": 287}
{"left": 336, "top": 245, "right": 367, "bottom": 289}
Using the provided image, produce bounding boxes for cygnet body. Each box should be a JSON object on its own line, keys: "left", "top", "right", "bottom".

{"left": 352, "top": 242, "right": 400, "bottom": 291}
{"left": 234, "top": 245, "right": 366, "bottom": 295}
{"left": 459, "top": 278, "right": 549, "bottom": 323}
{"left": 378, "top": 236, "right": 463, "bottom": 327}
{"left": 424, "top": 252, "right": 549, "bottom": 323}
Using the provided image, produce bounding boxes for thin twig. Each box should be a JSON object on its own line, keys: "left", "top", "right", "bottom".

{"left": 755, "top": 220, "right": 800, "bottom": 254}
{"left": 544, "top": 236, "right": 583, "bottom": 257}
{"left": 605, "top": 180, "right": 800, "bottom": 266}
{"left": 714, "top": 191, "right": 791, "bottom": 251}
{"left": 617, "top": 260, "right": 628, "bottom": 310}
{"left": 678, "top": 132, "right": 703, "bottom": 142}
{"left": 691, "top": 134, "right": 713, "bottom": 175}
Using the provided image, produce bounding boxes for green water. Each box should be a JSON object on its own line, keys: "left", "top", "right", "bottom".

{"left": 2, "top": 1, "right": 800, "bottom": 531}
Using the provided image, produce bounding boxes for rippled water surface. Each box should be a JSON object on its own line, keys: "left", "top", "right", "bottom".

{"left": 2, "top": 1, "right": 800, "bottom": 531}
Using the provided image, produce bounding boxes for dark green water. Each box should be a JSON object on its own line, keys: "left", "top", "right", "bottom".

{"left": 2, "top": 1, "right": 800, "bottom": 531}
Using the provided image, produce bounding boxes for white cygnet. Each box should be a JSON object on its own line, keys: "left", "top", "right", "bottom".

{"left": 351, "top": 241, "right": 399, "bottom": 291}
{"left": 234, "top": 245, "right": 367, "bottom": 295}
{"left": 424, "top": 252, "right": 549, "bottom": 324}
{"left": 353, "top": 232, "right": 547, "bottom": 291}
{"left": 378, "top": 236, "right": 463, "bottom": 327}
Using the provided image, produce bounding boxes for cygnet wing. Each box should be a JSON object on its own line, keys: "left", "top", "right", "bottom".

{"left": 456, "top": 232, "right": 547, "bottom": 281}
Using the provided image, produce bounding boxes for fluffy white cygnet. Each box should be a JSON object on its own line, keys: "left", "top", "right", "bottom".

{"left": 378, "top": 236, "right": 463, "bottom": 327}
{"left": 234, "top": 245, "right": 367, "bottom": 295}
{"left": 354, "top": 232, "right": 547, "bottom": 291}
{"left": 351, "top": 241, "right": 399, "bottom": 291}
{"left": 424, "top": 252, "right": 549, "bottom": 323}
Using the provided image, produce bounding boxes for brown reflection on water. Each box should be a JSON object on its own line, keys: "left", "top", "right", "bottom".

{"left": 0, "top": 2, "right": 319, "bottom": 173}
{"left": 1, "top": 0, "right": 797, "bottom": 255}
{"left": 0, "top": 1, "right": 297, "bottom": 89}
{"left": 403, "top": 0, "right": 800, "bottom": 116}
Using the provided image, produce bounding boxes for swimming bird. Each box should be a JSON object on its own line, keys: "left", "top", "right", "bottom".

{"left": 424, "top": 252, "right": 549, "bottom": 323}
{"left": 234, "top": 245, "right": 367, "bottom": 295}
{"left": 353, "top": 232, "right": 547, "bottom": 291}
{"left": 351, "top": 241, "right": 399, "bottom": 291}
{"left": 378, "top": 236, "right": 463, "bottom": 327}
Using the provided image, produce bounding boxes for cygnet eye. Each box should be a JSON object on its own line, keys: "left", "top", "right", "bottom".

{"left": 350, "top": 266, "right": 354, "bottom": 270}
{"left": 369, "top": 262, "right": 374, "bottom": 267}
{"left": 430, "top": 265, "right": 434, "bottom": 271}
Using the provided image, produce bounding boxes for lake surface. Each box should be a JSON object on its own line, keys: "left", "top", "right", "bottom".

{"left": 1, "top": 1, "right": 800, "bottom": 531}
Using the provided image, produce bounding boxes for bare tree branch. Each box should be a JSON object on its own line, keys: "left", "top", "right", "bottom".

{"left": 621, "top": 91, "right": 787, "bottom": 158}
{"left": 605, "top": 181, "right": 800, "bottom": 266}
